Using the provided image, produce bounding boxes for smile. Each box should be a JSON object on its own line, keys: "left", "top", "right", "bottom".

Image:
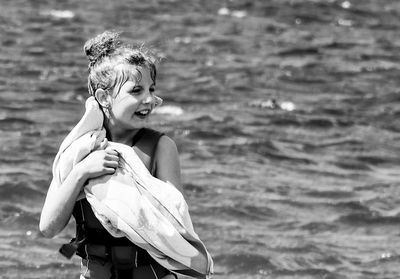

{"left": 135, "top": 109, "right": 151, "bottom": 117}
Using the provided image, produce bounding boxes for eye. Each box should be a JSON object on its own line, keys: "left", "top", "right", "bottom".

{"left": 150, "top": 87, "right": 155, "bottom": 93}
{"left": 131, "top": 86, "right": 142, "bottom": 94}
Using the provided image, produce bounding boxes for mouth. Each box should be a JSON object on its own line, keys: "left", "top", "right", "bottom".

{"left": 134, "top": 109, "right": 151, "bottom": 118}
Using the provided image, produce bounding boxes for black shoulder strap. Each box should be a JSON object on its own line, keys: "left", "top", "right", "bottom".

{"left": 131, "top": 128, "right": 146, "bottom": 146}
{"left": 132, "top": 128, "right": 164, "bottom": 176}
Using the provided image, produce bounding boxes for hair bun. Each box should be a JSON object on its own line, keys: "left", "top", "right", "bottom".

{"left": 84, "top": 31, "right": 121, "bottom": 66}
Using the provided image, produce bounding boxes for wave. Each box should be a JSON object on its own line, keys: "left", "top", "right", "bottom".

{"left": 0, "top": 118, "right": 35, "bottom": 131}
{"left": 337, "top": 211, "right": 400, "bottom": 226}
{"left": 214, "top": 253, "right": 275, "bottom": 274}
{"left": 40, "top": 10, "right": 75, "bottom": 19}
{"left": 153, "top": 105, "right": 184, "bottom": 116}
{"left": 207, "top": 204, "right": 276, "bottom": 221}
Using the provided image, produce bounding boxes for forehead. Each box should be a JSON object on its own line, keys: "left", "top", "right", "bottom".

{"left": 112, "top": 64, "right": 154, "bottom": 95}
{"left": 116, "top": 64, "right": 153, "bottom": 83}
{"left": 136, "top": 67, "right": 153, "bottom": 84}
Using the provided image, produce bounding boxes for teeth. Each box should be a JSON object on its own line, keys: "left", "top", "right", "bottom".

{"left": 137, "top": 110, "right": 149, "bottom": 115}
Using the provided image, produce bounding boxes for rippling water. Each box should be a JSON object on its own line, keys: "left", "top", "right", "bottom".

{"left": 2, "top": 0, "right": 400, "bottom": 278}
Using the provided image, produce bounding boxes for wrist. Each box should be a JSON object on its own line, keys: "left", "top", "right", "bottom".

{"left": 72, "top": 163, "right": 89, "bottom": 185}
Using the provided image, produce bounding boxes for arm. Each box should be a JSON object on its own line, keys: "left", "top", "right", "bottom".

{"left": 154, "top": 135, "right": 183, "bottom": 193}
{"left": 39, "top": 166, "right": 88, "bottom": 238}
{"left": 155, "top": 136, "right": 185, "bottom": 279}
{"left": 39, "top": 149, "right": 119, "bottom": 238}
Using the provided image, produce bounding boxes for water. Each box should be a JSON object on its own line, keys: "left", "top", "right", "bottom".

{"left": 1, "top": 0, "right": 400, "bottom": 278}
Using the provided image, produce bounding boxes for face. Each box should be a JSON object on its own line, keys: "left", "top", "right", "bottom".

{"left": 108, "top": 66, "right": 157, "bottom": 129}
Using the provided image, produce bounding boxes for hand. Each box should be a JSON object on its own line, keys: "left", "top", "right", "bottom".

{"left": 76, "top": 148, "right": 119, "bottom": 181}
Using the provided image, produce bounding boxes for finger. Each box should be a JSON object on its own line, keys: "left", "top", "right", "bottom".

{"left": 99, "top": 138, "right": 108, "bottom": 150}
{"left": 105, "top": 154, "right": 119, "bottom": 161}
{"left": 104, "top": 167, "right": 117, "bottom": 174}
{"left": 105, "top": 148, "right": 119, "bottom": 156}
{"left": 104, "top": 161, "right": 119, "bottom": 168}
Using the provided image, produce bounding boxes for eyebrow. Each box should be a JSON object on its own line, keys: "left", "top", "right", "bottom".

{"left": 133, "top": 83, "right": 155, "bottom": 88}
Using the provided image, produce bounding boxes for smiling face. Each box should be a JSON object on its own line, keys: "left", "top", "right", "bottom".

{"left": 108, "top": 65, "right": 157, "bottom": 130}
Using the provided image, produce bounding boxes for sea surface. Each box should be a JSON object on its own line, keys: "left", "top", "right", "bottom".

{"left": 1, "top": 0, "right": 400, "bottom": 278}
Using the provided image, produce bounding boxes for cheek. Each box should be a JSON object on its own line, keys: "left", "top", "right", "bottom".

{"left": 112, "top": 97, "right": 139, "bottom": 117}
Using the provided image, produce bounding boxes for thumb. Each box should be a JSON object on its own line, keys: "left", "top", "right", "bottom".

{"left": 99, "top": 138, "right": 108, "bottom": 150}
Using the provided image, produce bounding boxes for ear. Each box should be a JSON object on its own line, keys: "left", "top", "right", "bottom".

{"left": 94, "top": 89, "right": 111, "bottom": 108}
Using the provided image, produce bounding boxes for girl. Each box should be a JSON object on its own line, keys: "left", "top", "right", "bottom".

{"left": 40, "top": 31, "right": 182, "bottom": 279}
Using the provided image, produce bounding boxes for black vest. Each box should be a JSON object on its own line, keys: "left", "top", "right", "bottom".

{"left": 66, "top": 128, "right": 164, "bottom": 261}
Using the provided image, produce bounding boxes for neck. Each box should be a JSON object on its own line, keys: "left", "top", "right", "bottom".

{"left": 106, "top": 121, "right": 140, "bottom": 144}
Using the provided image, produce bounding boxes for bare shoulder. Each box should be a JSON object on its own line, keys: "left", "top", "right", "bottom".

{"left": 155, "top": 135, "right": 182, "bottom": 191}
{"left": 158, "top": 135, "right": 179, "bottom": 154}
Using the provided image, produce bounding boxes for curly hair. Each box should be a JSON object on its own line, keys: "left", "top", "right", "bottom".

{"left": 84, "top": 31, "right": 157, "bottom": 97}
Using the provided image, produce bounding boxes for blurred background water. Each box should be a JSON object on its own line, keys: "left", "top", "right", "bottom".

{"left": 1, "top": 0, "right": 400, "bottom": 278}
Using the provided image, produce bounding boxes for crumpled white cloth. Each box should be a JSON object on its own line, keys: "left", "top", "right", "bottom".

{"left": 51, "top": 96, "right": 213, "bottom": 278}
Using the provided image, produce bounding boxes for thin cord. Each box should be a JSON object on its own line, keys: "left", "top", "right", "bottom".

{"left": 80, "top": 201, "right": 89, "bottom": 278}
{"left": 82, "top": 245, "right": 90, "bottom": 278}
{"left": 150, "top": 264, "right": 159, "bottom": 279}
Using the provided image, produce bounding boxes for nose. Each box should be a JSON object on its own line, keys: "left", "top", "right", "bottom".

{"left": 142, "top": 93, "right": 163, "bottom": 107}
{"left": 142, "top": 95, "right": 153, "bottom": 104}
